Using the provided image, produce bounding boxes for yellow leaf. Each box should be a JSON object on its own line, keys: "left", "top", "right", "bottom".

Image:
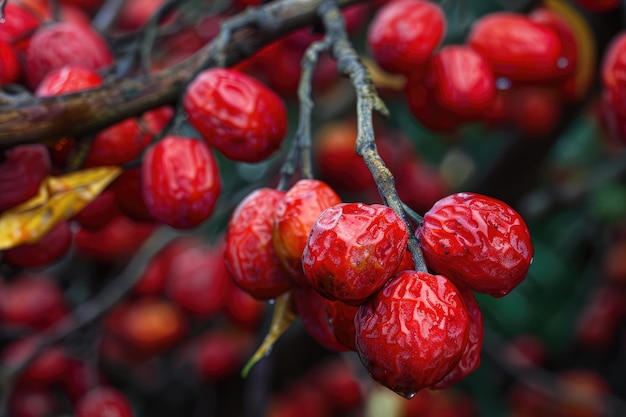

{"left": 0, "top": 166, "right": 122, "bottom": 250}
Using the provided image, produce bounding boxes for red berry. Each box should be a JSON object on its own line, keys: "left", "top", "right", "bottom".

{"left": 35, "top": 64, "right": 103, "bottom": 96}
{"left": 165, "top": 242, "right": 230, "bottom": 318}
{"left": 25, "top": 21, "right": 113, "bottom": 88}
{"left": 367, "top": 0, "right": 446, "bottom": 75}
{"left": 141, "top": 136, "right": 221, "bottom": 229}
{"left": 73, "top": 190, "right": 119, "bottom": 231}
{"left": 84, "top": 118, "right": 152, "bottom": 167}
{"left": 325, "top": 299, "right": 358, "bottom": 351}
{"left": 602, "top": 32, "right": 626, "bottom": 116}
{"left": 2, "top": 220, "right": 73, "bottom": 268}
{"left": 467, "top": 12, "right": 565, "bottom": 82}
{"left": 1, "top": 338, "right": 70, "bottom": 386}
{"left": 0, "top": 39, "right": 21, "bottom": 86}
{"left": 355, "top": 270, "right": 470, "bottom": 397}
{"left": 225, "top": 188, "right": 293, "bottom": 300}
{"left": 0, "top": 3, "right": 41, "bottom": 52}
{"left": 222, "top": 283, "right": 267, "bottom": 330}
{"left": 293, "top": 287, "right": 348, "bottom": 352}
{"left": 432, "top": 286, "right": 483, "bottom": 389}
{"left": 75, "top": 387, "right": 134, "bottom": 417}
{"left": 393, "top": 156, "right": 449, "bottom": 214}
{"left": 191, "top": 329, "right": 250, "bottom": 382}
{"left": 9, "top": 387, "right": 58, "bottom": 417}
{"left": 183, "top": 68, "right": 287, "bottom": 162}
{"left": 110, "top": 168, "right": 155, "bottom": 223}
{"left": 417, "top": 192, "right": 533, "bottom": 297}
{"left": 273, "top": 179, "right": 341, "bottom": 283}
{"left": 0, "top": 144, "right": 50, "bottom": 212}
{"left": 302, "top": 202, "right": 408, "bottom": 305}
{"left": 428, "top": 45, "right": 496, "bottom": 119}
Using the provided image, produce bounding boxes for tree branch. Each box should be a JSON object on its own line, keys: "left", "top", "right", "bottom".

{"left": 0, "top": 0, "right": 362, "bottom": 149}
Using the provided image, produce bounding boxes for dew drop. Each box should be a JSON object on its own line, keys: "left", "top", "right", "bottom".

{"left": 495, "top": 77, "right": 512, "bottom": 90}
{"left": 557, "top": 57, "right": 568, "bottom": 69}
{"left": 394, "top": 389, "right": 417, "bottom": 399}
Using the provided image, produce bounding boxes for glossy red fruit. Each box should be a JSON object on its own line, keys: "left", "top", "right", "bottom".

{"left": 433, "top": 286, "right": 483, "bottom": 389}
{"left": 293, "top": 287, "right": 349, "bottom": 352}
{"left": 602, "top": 32, "right": 626, "bottom": 116}
{"left": 183, "top": 68, "right": 287, "bottom": 163}
{"left": 25, "top": 21, "right": 113, "bottom": 88}
{"left": 141, "top": 136, "right": 221, "bottom": 229}
{"left": 428, "top": 45, "right": 496, "bottom": 119}
{"left": 355, "top": 270, "right": 470, "bottom": 398}
{"left": 73, "top": 190, "right": 119, "bottom": 231}
{"left": 302, "top": 202, "right": 408, "bottom": 305}
{"left": 1, "top": 338, "right": 69, "bottom": 386}
{"left": 35, "top": 64, "right": 103, "bottom": 96}
{"left": 75, "top": 387, "right": 133, "bottom": 417}
{"left": 165, "top": 242, "right": 230, "bottom": 317}
{"left": 0, "top": 3, "right": 41, "bottom": 52}
{"left": 467, "top": 12, "right": 565, "bottom": 82}
{"left": 574, "top": 0, "right": 619, "bottom": 12}
{"left": 84, "top": 118, "right": 152, "bottom": 167}
{"left": 2, "top": 220, "right": 73, "bottom": 268}
{"left": 0, "top": 274, "right": 67, "bottom": 330}
{"left": 110, "top": 168, "right": 155, "bottom": 223}
{"left": 325, "top": 299, "right": 358, "bottom": 351}
{"left": 417, "top": 192, "right": 533, "bottom": 297}
{"left": 0, "top": 39, "right": 20, "bottom": 86}
{"left": 367, "top": 0, "right": 445, "bottom": 75}
{"left": 225, "top": 188, "right": 292, "bottom": 300}
{"left": 0, "top": 144, "right": 50, "bottom": 212}
{"left": 273, "top": 179, "right": 341, "bottom": 283}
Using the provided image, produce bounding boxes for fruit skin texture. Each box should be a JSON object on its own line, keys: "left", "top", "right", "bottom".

{"left": 355, "top": 270, "right": 470, "bottom": 398}
{"left": 183, "top": 68, "right": 287, "bottom": 163}
{"left": 75, "top": 387, "right": 133, "bottom": 417}
{"left": 467, "top": 12, "right": 564, "bottom": 82}
{"left": 367, "top": 0, "right": 446, "bottom": 75}
{"left": 273, "top": 179, "right": 342, "bottom": 283}
{"left": 225, "top": 188, "right": 293, "bottom": 300}
{"left": 25, "top": 21, "right": 113, "bottom": 88}
{"left": 141, "top": 136, "right": 221, "bottom": 229}
{"left": 417, "top": 192, "right": 533, "bottom": 297}
{"left": 302, "top": 202, "right": 408, "bottom": 305}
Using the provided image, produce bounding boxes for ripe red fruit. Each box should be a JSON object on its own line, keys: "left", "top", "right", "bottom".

{"left": 0, "top": 39, "right": 21, "bottom": 86}
{"left": 0, "top": 144, "right": 50, "bottom": 212}
{"left": 273, "top": 179, "right": 342, "bottom": 283}
{"left": 84, "top": 118, "right": 152, "bottom": 167}
{"left": 35, "top": 65, "right": 103, "bottom": 96}
{"left": 602, "top": 32, "right": 626, "bottom": 116}
{"left": 325, "top": 299, "right": 358, "bottom": 351}
{"left": 367, "top": 0, "right": 446, "bottom": 75}
{"left": 0, "top": 274, "right": 67, "bottom": 330}
{"left": 2, "top": 220, "right": 73, "bottom": 268}
{"left": 433, "top": 286, "right": 483, "bottom": 389}
{"left": 417, "top": 192, "right": 533, "bottom": 297}
{"left": 165, "top": 242, "right": 230, "bottom": 317}
{"left": 9, "top": 387, "right": 58, "bottom": 417}
{"left": 141, "top": 136, "right": 221, "bottom": 229}
{"left": 225, "top": 188, "right": 293, "bottom": 300}
{"left": 0, "top": 3, "right": 41, "bottom": 52}
{"left": 190, "top": 329, "right": 250, "bottom": 382}
{"left": 183, "top": 68, "right": 287, "bottom": 163}
{"left": 25, "top": 21, "right": 113, "bottom": 88}
{"left": 355, "top": 270, "right": 470, "bottom": 398}
{"left": 222, "top": 283, "right": 267, "bottom": 330}
{"left": 428, "top": 45, "right": 496, "bottom": 119}
{"left": 73, "top": 190, "right": 119, "bottom": 231}
{"left": 110, "top": 168, "right": 155, "bottom": 223}
{"left": 2, "top": 338, "right": 70, "bottom": 386}
{"left": 75, "top": 387, "right": 134, "bottom": 417}
{"left": 302, "top": 202, "right": 408, "bottom": 305}
{"left": 467, "top": 12, "right": 565, "bottom": 82}
{"left": 507, "top": 85, "right": 563, "bottom": 138}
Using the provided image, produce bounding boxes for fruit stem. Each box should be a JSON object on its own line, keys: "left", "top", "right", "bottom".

{"left": 317, "top": 0, "right": 427, "bottom": 272}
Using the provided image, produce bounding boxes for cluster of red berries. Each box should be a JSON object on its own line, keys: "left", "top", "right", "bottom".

{"left": 366, "top": 0, "right": 594, "bottom": 137}
{"left": 225, "top": 171, "right": 533, "bottom": 397}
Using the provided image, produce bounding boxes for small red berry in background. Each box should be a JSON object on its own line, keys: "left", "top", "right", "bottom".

{"left": 0, "top": 3, "right": 41, "bottom": 52}
{"left": 417, "top": 192, "right": 533, "bottom": 297}
{"left": 141, "top": 135, "right": 221, "bottom": 229}
{"left": 73, "top": 190, "right": 119, "bottom": 232}
{"left": 25, "top": 21, "right": 113, "bottom": 88}
{"left": 467, "top": 12, "right": 566, "bottom": 82}
{"left": 302, "top": 202, "right": 408, "bottom": 305}
{"left": 355, "top": 270, "right": 470, "bottom": 398}
{"left": 325, "top": 298, "right": 359, "bottom": 351}
{"left": 75, "top": 387, "right": 134, "bottom": 417}
{"left": 110, "top": 168, "right": 155, "bottom": 223}
{"left": 225, "top": 188, "right": 293, "bottom": 300}
{"left": 2, "top": 220, "right": 73, "bottom": 268}
{"left": 367, "top": 0, "right": 446, "bottom": 75}
{"left": 35, "top": 65, "right": 103, "bottom": 96}
{"left": 9, "top": 386, "right": 58, "bottom": 417}
{"left": 183, "top": 68, "right": 288, "bottom": 163}
{"left": 1, "top": 338, "right": 70, "bottom": 386}
{"left": 272, "top": 179, "right": 342, "bottom": 283}
{"left": 0, "top": 39, "right": 21, "bottom": 86}
{"left": 0, "top": 144, "right": 50, "bottom": 212}
{"left": 574, "top": 0, "right": 620, "bottom": 12}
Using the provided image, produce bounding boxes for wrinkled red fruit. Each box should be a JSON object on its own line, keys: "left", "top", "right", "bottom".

{"left": 302, "top": 202, "right": 408, "bottom": 305}
{"left": 225, "top": 188, "right": 293, "bottom": 300}
{"left": 165, "top": 242, "right": 230, "bottom": 317}
{"left": 273, "top": 179, "right": 341, "bottom": 283}
{"left": 417, "top": 192, "right": 533, "bottom": 297}
{"left": 294, "top": 287, "right": 348, "bottom": 352}
{"left": 467, "top": 12, "right": 566, "bottom": 82}
{"left": 433, "top": 286, "right": 483, "bottom": 389}
{"left": 355, "top": 270, "right": 470, "bottom": 398}
{"left": 367, "top": 0, "right": 445, "bottom": 75}
{"left": 84, "top": 118, "right": 152, "bottom": 167}
{"left": 75, "top": 387, "right": 133, "bottom": 417}
{"left": 25, "top": 21, "right": 113, "bottom": 88}
{"left": 183, "top": 68, "right": 287, "bottom": 163}
{"left": 2, "top": 220, "right": 73, "bottom": 268}
{"left": 142, "top": 135, "right": 221, "bottom": 229}
{"left": 0, "top": 144, "right": 50, "bottom": 212}
{"left": 325, "top": 299, "right": 359, "bottom": 351}
{"left": 35, "top": 64, "right": 103, "bottom": 97}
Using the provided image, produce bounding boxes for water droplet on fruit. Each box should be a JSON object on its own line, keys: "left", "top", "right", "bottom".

{"left": 394, "top": 389, "right": 417, "bottom": 399}
{"left": 557, "top": 57, "right": 568, "bottom": 69}
{"left": 495, "top": 77, "right": 511, "bottom": 90}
